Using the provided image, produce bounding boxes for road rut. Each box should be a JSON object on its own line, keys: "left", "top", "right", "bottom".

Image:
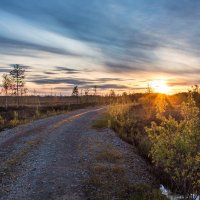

{"left": 0, "top": 107, "right": 157, "bottom": 200}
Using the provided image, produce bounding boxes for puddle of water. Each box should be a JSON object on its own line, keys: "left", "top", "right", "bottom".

{"left": 160, "top": 185, "right": 200, "bottom": 200}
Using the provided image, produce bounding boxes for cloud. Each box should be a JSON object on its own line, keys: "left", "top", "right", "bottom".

{"left": 88, "top": 84, "right": 129, "bottom": 89}
{"left": 163, "top": 0, "right": 200, "bottom": 19}
{"left": 95, "top": 78, "right": 123, "bottom": 82}
{"left": 54, "top": 66, "right": 80, "bottom": 74}
{"left": 0, "top": 0, "right": 200, "bottom": 92}
{"left": 0, "top": 36, "right": 79, "bottom": 57}
{"left": 105, "top": 54, "right": 200, "bottom": 75}
{"left": 0, "top": 10, "right": 101, "bottom": 59}
{"left": 0, "top": 68, "right": 10, "bottom": 73}
{"left": 55, "top": 84, "right": 129, "bottom": 90}
{"left": 168, "top": 79, "right": 200, "bottom": 87}
{"left": 54, "top": 86, "right": 74, "bottom": 90}
{"left": 10, "top": 64, "right": 32, "bottom": 69}
{"left": 43, "top": 71, "right": 58, "bottom": 75}
{"left": 31, "top": 78, "right": 92, "bottom": 85}
{"left": 29, "top": 76, "right": 130, "bottom": 87}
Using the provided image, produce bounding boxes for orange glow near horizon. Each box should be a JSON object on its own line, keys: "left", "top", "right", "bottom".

{"left": 151, "top": 80, "right": 171, "bottom": 94}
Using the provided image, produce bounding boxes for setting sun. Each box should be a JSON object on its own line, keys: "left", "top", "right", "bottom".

{"left": 151, "top": 80, "right": 171, "bottom": 94}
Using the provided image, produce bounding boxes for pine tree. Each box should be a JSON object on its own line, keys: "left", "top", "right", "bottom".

{"left": 72, "top": 86, "right": 79, "bottom": 97}
{"left": 10, "top": 64, "right": 25, "bottom": 107}
{"left": 72, "top": 86, "right": 79, "bottom": 104}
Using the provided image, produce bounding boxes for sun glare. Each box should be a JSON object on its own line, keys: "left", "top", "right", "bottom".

{"left": 151, "top": 80, "right": 171, "bottom": 94}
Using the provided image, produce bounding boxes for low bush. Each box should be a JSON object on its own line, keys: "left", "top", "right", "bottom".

{"left": 146, "top": 93, "right": 200, "bottom": 198}
{"left": 108, "top": 93, "right": 200, "bottom": 198}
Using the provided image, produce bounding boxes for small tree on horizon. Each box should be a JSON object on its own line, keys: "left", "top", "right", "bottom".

{"left": 72, "top": 85, "right": 79, "bottom": 104}
{"left": 109, "top": 89, "right": 116, "bottom": 97}
{"left": 10, "top": 64, "right": 26, "bottom": 107}
{"left": 84, "top": 88, "right": 89, "bottom": 96}
{"left": 146, "top": 83, "right": 153, "bottom": 94}
{"left": 94, "top": 85, "right": 97, "bottom": 96}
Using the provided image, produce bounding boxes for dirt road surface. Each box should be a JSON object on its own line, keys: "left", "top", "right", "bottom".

{"left": 0, "top": 107, "right": 157, "bottom": 200}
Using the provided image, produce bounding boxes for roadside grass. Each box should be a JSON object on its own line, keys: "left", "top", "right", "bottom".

{"left": 95, "top": 147, "right": 123, "bottom": 163}
{"left": 84, "top": 144, "right": 167, "bottom": 200}
{"left": 0, "top": 103, "right": 96, "bottom": 132}
{"left": 0, "top": 109, "right": 66, "bottom": 131}
{"left": 92, "top": 113, "right": 110, "bottom": 130}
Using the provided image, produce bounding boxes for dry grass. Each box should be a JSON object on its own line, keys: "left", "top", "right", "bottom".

{"left": 84, "top": 143, "right": 168, "bottom": 200}
{"left": 0, "top": 102, "right": 97, "bottom": 131}
{"left": 85, "top": 164, "right": 128, "bottom": 199}
{"left": 96, "top": 148, "right": 123, "bottom": 163}
{"left": 92, "top": 113, "right": 110, "bottom": 130}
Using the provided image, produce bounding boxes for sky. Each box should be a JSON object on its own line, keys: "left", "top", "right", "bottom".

{"left": 0, "top": 0, "right": 200, "bottom": 95}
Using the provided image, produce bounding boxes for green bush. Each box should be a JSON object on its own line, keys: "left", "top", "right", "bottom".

{"left": 108, "top": 94, "right": 200, "bottom": 198}
{"left": 146, "top": 93, "right": 200, "bottom": 198}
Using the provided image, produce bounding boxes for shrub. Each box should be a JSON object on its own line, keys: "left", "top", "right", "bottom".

{"left": 10, "top": 111, "right": 20, "bottom": 126}
{"left": 146, "top": 93, "right": 200, "bottom": 198}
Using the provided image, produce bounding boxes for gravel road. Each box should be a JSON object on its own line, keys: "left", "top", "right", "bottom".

{"left": 0, "top": 107, "right": 158, "bottom": 200}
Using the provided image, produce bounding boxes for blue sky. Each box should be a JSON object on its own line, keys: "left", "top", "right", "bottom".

{"left": 0, "top": 0, "right": 200, "bottom": 94}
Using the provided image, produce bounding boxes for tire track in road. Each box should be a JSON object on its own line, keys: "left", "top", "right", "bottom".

{"left": 0, "top": 107, "right": 105, "bottom": 199}
{"left": 0, "top": 106, "right": 158, "bottom": 200}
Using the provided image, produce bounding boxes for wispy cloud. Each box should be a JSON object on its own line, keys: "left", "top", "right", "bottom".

{"left": 0, "top": 0, "right": 200, "bottom": 93}
{"left": 0, "top": 10, "right": 101, "bottom": 58}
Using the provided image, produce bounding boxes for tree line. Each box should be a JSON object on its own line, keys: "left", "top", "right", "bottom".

{"left": 1, "top": 64, "right": 26, "bottom": 108}
{"left": 2, "top": 64, "right": 26, "bottom": 97}
{"left": 1, "top": 65, "right": 109, "bottom": 107}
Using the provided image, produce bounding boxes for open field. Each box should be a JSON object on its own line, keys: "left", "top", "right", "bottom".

{"left": 0, "top": 96, "right": 107, "bottom": 131}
